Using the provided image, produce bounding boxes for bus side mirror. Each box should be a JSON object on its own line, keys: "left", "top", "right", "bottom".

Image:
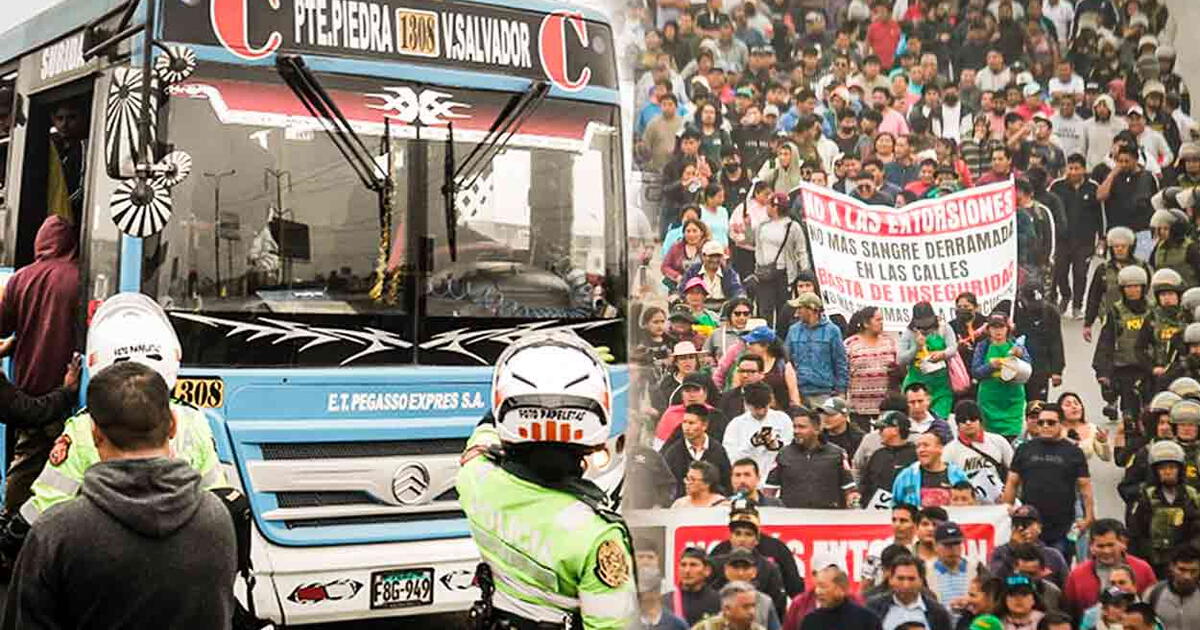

{"left": 103, "top": 66, "right": 158, "bottom": 180}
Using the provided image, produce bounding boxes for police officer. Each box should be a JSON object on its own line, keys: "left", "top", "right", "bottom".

{"left": 1094, "top": 266, "right": 1152, "bottom": 422}
{"left": 1139, "top": 269, "right": 1189, "bottom": 391}
{"left": 1084, "top": 227, "right": 1150, "bottom": 343}
{"left": 1149, "top": 208, "right": 1200, "bottom": 287}
{"left": 1169, "top": 397, "right": 1200, "bottom": 491}
{"left": 0, "top": 293, "right": 227, "bottom": 553}
{"left": 1119, "top": 391, "right": 1181, "bottom": 516}
{"left": 1166, "top": 323, "right": 1200, "bottom": 383}
{"left": 458, "top": 332, "right": 636, "bottom": 630}
{"left": 1129, "top": 440, "right": 1200, "bottom": 576}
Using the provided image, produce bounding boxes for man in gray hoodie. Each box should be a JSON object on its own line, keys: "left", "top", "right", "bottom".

{"left": 2, "top": 361, "right": 236, "bottom": 630}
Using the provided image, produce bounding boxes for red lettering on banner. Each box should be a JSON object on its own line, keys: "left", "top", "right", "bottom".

{"left": 799, "top": 182, "right": 1016, "bottom": 237}
{"left": 672, "top": 523, "right": 996, "bottom": 590}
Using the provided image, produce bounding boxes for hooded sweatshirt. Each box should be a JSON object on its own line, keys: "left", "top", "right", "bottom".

{"left": 756, "top": 142, "right": 805, "bottom": 193}
{"left": 0, "top": 216, "right": 79, "bottom": 395}
{"left": 1082, "top": 95, "right": 1128, "bottom": 169}
{"left": 3, "top": 458, "right": 236, "bottom": 630}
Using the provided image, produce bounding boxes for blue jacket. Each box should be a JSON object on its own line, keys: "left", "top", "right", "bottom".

{"left": 890, "top": 461, "right": 969, "bottom": 508}
{"left": 970, "top": 337, "right": 1032, "bottom": 380}
{"left": 681, "top": 262, "right": 746, "bottom": 300}
{"left": 786, "top": 315, "right": 849, "bottom": 395}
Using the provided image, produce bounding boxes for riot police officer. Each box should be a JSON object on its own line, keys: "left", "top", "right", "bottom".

{"left": 1085, "top": 227, "right": 1150, "bottom": 342}
{"left": 1149, "top": 208, "right": 1200, "bottom": 287}
{"left": 1094, "top": 266, "right": 1152, "bottom": 422}
{"left": 1139, "top": 269, "right": 1189, "bottom": 391}
{"left": 1168, "top": 397, "right": 1200, "bottom": 490}
{"left": 1166, "top": 323, "right": 1200, "bottom": 383}
{"left": 1129, "top": 440, "right": 1200, "bottom": 576}
{"left": 1119, "top": 391, "right": 1181, "bottom": 514}
{"left": 459, "top": 331, "right": 636, "bottom": 630}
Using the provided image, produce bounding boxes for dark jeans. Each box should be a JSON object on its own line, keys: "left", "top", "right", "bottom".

{"left": 1054, "top": 239, "right": 1093, "bottom": 308}
{"left": 4, "top": 422, "right": 65, "bottom": 514}
{"left": 1026, "top": 372, "right": 1051, "bottom": 402}
{"left": 1043, "top": 533, "right": 1076, "bottom": 565}
{"left": 1105, "top": 366, "right": 1147, "bottom": 421}
{"left": 755, "top": 271, "right": 792, "bottom": 336}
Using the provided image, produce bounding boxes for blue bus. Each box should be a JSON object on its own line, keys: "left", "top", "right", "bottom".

{"left": 0, "top": 0, "right": 628, "bottom": 624}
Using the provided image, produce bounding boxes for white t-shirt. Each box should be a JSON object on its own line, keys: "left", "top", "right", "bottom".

{"left": 942, "top": 433, "right": 1014, "bottom": 504}
{"left": 722, "top": 409, "right": 794, "bottom": 484}
{"left": 1048, "top": 75, "right": 1085, "bottom": 97}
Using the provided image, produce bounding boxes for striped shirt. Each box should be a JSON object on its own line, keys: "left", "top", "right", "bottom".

{"left": 844, "top": 333, "right": 898, "bottom": 416}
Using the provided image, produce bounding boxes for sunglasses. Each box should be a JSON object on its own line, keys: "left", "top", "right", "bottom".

{"left": 1036, "top": 419, "right": 1060, "bottom": 427}
{"left": 732, "top": 310, "right": 752, "bottom": 316}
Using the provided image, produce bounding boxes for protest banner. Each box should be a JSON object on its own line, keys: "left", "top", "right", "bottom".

{"left": 627, "top": 506, "right": 1011, "bottom": 591}
{"left": 797, "top": 180, "right": 1017, "bottom": 330}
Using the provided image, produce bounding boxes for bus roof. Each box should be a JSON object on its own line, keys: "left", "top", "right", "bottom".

{"left": 0, "top": 0, "right": 610, "bottom": 69}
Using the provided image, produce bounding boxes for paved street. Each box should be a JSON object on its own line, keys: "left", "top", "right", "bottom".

{"left": 1052, "top": 310, "right": 1124, "bottom": 521}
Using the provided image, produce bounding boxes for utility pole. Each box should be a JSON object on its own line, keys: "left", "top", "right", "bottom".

{"left": 203, "top": 169, "right": 236, "bottom": 297}
{"left": 264, "top": 168, "right": 292, "bottom": 285}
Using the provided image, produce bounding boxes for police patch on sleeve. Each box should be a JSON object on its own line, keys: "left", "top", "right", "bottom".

{"left": 49, "top": 434, "right": 71, "bottom": 467}
{"left": 594, "top": 539, "right": 629, "bottom": 588}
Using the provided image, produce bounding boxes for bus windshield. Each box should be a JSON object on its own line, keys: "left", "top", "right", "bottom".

{"left": 142, "top": 67, "right": 624, "bottom": 321}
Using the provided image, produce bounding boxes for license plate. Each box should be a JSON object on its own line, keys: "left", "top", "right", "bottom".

{"left": 370, "top": 568, "right": 434, "bottom": 609}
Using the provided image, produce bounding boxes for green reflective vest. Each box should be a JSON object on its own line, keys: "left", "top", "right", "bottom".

{"left": 457, "top": 425, "right": 636, "bottom": 630}
{"left": 1102, "top": 261, "right": 1150, "bottom": 317}
{"left": 1149, "top": 306, "right": 1186, "bottom": 367}
{"left": 1155, "top": 239, "right": 1199, "bottom": 287}
{"left": 1141, "top": 484, "right": 1200, "bottom": 566}
{"left": 21, "top": 401, "right": 228, "bottom": 524}
{"left": 1111, "top": 301, "right": 1146, "bottom": 367}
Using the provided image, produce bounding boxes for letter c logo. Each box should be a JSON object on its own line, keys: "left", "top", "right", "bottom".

{"left": 211, "top": 0, "right": 283, "bottom": 61}
{"left": 538, "top": 10, "right": 591, "bottom": 93}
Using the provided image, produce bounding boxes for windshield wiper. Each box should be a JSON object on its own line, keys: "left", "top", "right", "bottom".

{"left": 442, "top": 80, "right": 550, "bottom": 261}
{"left": 275, "top": 55, "right": 388, "bottom": 192}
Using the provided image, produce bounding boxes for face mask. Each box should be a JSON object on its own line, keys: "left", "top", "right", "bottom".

{"left": 956, "top": 308, "right": 973, "bottom": 321}
{"left": 944, "top": 94, "right": 959, "bottom": 106}
{"left": 1187, "top": 355, "right": 1200, "bottom": 370}
{"left": 724, "top": 162, "right": 741, "bottom": 174}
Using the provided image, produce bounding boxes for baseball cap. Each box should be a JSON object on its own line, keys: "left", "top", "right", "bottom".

{"left": 680, "top": 547, "right": 710, "bottom": 565}
{"left": 1100, "top": 585, "right": 1137, "bottom": 605}
{"left": 1085, "top": 82, "right": 1101, "bottom": 92}
{"left": 726, "top": 548, "right": 757, "bottom": 566}
{"left": 672, "top": 341, "right": 701, "bottom": 357}
{"left": 935, "top": 522, "right": 965, "bottom": 544}
{"left": 1032, "top": 112, "right": 1052, "bottom": 126}
{"left": 910, "top": 302, "right": 937, "bottom": 329}
{"left": 818, "top": 397, "right": 849, "bottom": 416}
{"left": 680, "top": 127, "right": 703, "bottom": 141}
{"left": 741, "top": 326, "right": 776, "bottom": 345}
{"left": 1004, "top": 574, "right": 1036, "bottom": 594}
{"left": 1025, "top": 400, "right": 1046, "bottom": 416}
{"left": 876, "top": 410, "right": 909, "bottom": 429}
{"left": 736, "top": 86, "right": 755, "bottom": 98}
{"left": 763, "top": 104, "right": 781, "bottom": 117}
{"left": 788, "top": 292, "right": 824, "bottom": 310}
{"left": 681, "top": 372, "right": 709, "bottom": 390}
{"left": 702, "top": 240, "right": 725, "bottom": 256}
{"left": 1127, "top": 105, "right": 1146, "bottom": 118}
{"left": 729, "top": 510, "right": 761, "bottom": 533}
{"left": 668, "top": 305, "right": 695, "bottom": 323}
{"left": 969, "top": 615, "right": 1004, "bottom": 630}
{"left": 1011, "top": 504, "right": 1041, "bottom": 523}
{"left": 682, "top": 276, "right": 709, "bottom": 295}
{"left": 1022, "top": 83, "right": 1041, "bottom": 98}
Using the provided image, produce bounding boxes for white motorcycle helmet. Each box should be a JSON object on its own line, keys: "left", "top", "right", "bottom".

{"left": 86, "top": 292, "right": 182, "bottom": 388}
{"left": 492, "top": 331, "right": 612, "bottom": 448}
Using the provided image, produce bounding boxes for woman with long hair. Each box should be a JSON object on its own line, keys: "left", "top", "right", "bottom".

{"left": 961, "top": 116, "right": 1002, "bottom": 182}
{"left": 670, "top": 460, "right": 728, "bottom": 508}
{"left": 844, "top": 306, "right": 899, "bottom": 426}
{"left": 954, "top": 574, "right": 1004, "bottom": 630}
{"left": 754, "top": 192, "right": 809, "bottom": 332}
{"left": 662, "top": 218, "right": 710, "bottom": 291}
{"left": 1058, "top": 392, "right": 1113, "bottom": 462}
{"left": 693, "top": 102, "right": 732, "bottom": 166}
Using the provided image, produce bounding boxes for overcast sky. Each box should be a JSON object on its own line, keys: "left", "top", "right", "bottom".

{"left": 0, "top": 0, "right": 65, "bottom": 38}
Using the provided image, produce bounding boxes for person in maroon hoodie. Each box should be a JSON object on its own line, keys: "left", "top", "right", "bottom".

{"left": 0, "top": 215, "right": 80, "bottom": 514}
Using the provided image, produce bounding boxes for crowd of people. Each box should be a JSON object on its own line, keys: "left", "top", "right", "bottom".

{"left": 622, "top": 0, "right": 1200, "bottom": 629}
